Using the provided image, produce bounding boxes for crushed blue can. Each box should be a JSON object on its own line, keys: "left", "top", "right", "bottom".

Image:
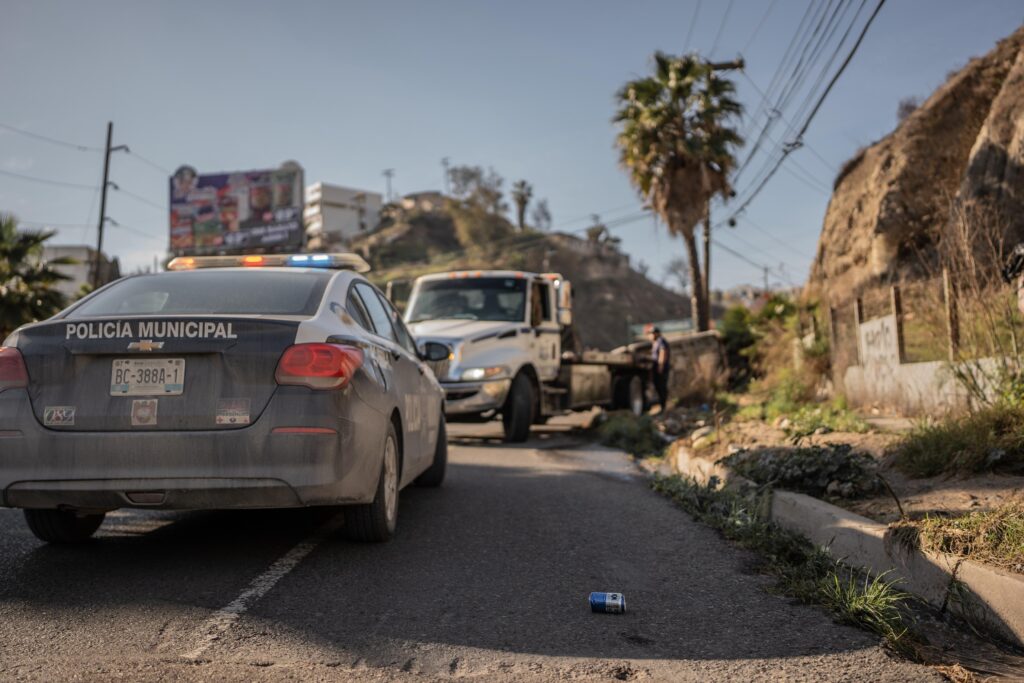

{"left": 589, "top": 591, "right": 626, "bottom": 613}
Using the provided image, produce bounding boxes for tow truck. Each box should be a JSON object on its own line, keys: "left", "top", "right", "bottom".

{"left": 403, "top": 270, "right": 649, "bottom": 442}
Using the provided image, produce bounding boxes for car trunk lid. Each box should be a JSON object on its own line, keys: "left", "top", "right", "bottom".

{"left": 17, "top": 316, "right": 300, "bottom": 431}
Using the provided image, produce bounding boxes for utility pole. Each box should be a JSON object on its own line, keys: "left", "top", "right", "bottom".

{"left": 382, "top": 168, "right": 394, "bottom": 203}
{"left": 441, "top": 157, "right": 450, "bottom": 195}
{"left": 92, "top": 121, "right": 127, "bottom": 288}
{"left": 763, "top": 266, "right": 770, "bottom": 293}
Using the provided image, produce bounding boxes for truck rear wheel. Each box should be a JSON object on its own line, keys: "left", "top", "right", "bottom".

{"left": 502, "top": 373, "right": 534, "bottom": 443}
{"left": 614, "top": 375, "right": 645, "bottom": 416}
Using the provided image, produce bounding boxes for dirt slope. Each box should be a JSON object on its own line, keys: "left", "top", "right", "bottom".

{"left": 807, "top": 26, "right": 1024, "bottom": 302}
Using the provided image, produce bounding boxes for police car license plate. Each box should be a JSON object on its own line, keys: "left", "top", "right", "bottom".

{"left": 110, "top": 358, "right": 185, "bottom": 396}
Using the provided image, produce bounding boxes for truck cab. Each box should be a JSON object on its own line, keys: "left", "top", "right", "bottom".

{"left": 405, "top": 270, "right": 645, "bottom": 442}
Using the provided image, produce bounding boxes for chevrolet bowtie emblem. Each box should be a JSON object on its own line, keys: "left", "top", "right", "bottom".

{"left": 127, "top": 339, "right": 164, "bottom": 352}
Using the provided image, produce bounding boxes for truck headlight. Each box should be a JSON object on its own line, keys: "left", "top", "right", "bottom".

{"left": 460, "top": 366, "right": 508, "bottom": 381}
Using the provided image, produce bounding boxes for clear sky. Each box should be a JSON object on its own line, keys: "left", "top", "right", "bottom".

{"left": 2, "top": 0, "right": 1021, "bottom": 290}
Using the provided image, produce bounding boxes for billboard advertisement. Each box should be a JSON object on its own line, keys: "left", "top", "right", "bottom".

{"left": 169, "top": 163, "right": 304, "bottom": 255}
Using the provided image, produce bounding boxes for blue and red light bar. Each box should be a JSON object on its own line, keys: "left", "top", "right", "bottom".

{"left": 167, "top": 253, "right": 370, "bottom": 273}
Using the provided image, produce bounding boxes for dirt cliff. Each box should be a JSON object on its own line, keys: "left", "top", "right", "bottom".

{"left": 807, "top": 26, "right": 1024, "bottom": 302}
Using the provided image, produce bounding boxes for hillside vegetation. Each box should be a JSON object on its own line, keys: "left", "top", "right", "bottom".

{"left": 356, "top": 207, "right": 690, "bottom": 350}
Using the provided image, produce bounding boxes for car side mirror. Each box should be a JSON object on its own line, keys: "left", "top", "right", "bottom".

{"left": 421, "top": 341, "right": 450, "bottom": 362}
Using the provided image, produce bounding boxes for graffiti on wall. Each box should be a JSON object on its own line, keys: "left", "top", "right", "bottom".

{"left": 858, "top": 314, "right": 899, "bottom": 367}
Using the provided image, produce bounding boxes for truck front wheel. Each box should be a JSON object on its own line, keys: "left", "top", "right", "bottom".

{"left": 502, "top": 373, "right": 534, "bottom": 443}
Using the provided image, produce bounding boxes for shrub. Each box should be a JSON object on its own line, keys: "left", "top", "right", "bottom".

{"left": 723, "top": 443, "right": 881, "bottom": 498}
{"left": 893, "top": 403, "right": 1024, "bottom": 477}
{"left": 597, "top": 413, "right": 665, "bottom": 458}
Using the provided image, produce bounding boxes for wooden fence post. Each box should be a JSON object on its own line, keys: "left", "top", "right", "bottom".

{"left": 943, "top": 268, "right": 959, "bottom": 361}
{"left": 853, "top": 298, "right": 863, "bottom": 365}
{"left": 891, "top": 284, "right": 906, "bottom": 364}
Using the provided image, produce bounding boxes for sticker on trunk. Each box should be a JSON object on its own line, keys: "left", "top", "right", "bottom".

{"left": 131, "top": 399, "right": 158, "bottom": 427}
{"left": 43, "top": 406, "right": 76, "bottom": 426}
{"left": 216, "top": 398, "right": 251, "bottom": 425}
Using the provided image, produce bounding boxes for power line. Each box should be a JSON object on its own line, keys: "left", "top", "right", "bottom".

{"left": 684, "top": 0, "right": 702, "bottom": 52}
{"left": 113, "top": 186, "right": 165, "bottom": 211}
{"left": 125, "top": 149, "right": 172, "bottom": 176}
{"left": 735, "top": 0, "right": 844, "bottom": 180}
{"left": 0, "top": 167, "right": 98, "bottom": 191}
{"left": 742, "top": 0, "right": 780, "bottom": 53}
{"left": 0, "top": 122, "right": 102, "bottom": 152}
{"left": 709, "top": 0, "right": 735, "bottom": 56}
{"left": 737, "top": 70, "right": 835, "bottom": 173}
{"left": 727, "top": 0, "right": 885, "bottom": 221}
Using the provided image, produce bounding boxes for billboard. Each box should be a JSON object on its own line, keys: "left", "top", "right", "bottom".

{"left": 169, "top": 163, "right": 304, "bottom": 255}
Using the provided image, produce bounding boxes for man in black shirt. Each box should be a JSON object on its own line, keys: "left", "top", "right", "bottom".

{"left": 645, "top": 324, "right": 670, "bottom": 414}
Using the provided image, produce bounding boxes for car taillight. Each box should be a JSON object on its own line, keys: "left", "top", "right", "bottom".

{"left": 0, "top": 347, "right": 28, "bottom": 392}
{"left": 275, "top": 343, "right": 364, "bottom": 390}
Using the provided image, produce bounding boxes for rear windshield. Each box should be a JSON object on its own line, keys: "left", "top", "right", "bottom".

{"left": 66, "top": 270, "right": 332, "bottom": 318}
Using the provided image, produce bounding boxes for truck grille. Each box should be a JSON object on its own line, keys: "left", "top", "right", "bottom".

{"left": 426, "top": 358, "right": 450, "bottom": 379}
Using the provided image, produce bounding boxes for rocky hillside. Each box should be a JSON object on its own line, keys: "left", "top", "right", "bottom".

{"left": 807, "top": 26, "right": 1024, "bottom": 302}
{"left": 358, "top": 210, "right": 693, "bottom": 350}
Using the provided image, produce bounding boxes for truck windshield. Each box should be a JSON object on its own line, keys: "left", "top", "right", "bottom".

{"left": 407, "top": 277, "right": 527, "bottom": 323}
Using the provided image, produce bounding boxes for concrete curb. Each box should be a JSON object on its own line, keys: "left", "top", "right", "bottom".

{"left": 664, "top": 442, "right": 1024, "bottom": 648}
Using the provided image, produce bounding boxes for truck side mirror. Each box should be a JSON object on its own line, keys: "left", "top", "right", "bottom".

{"left": 420, "top": 341, "right": 451, "bottom": 362}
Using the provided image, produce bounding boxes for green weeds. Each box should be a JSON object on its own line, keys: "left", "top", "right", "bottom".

{"left": 653, "top": 475, "right": 917, "bottom": 655}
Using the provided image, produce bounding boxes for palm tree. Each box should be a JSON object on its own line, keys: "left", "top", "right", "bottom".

{"left": 511, "top": 180, "right": 533, "bottom": 232}
{"left": 614, "top": 52, "right": 743, "bottom": 331}
{"left": 0, "top": 213, "right": 74, "bottom": 338}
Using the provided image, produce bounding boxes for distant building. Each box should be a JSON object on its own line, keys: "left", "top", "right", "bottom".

{"left": 304, "top": 182, "right": 383, "bottom": 249}
{"left": 41, "top": 245, "right": 120, "bottom": 299}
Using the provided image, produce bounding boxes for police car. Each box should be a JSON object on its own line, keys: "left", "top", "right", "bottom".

{"left": 0, "top": 253, "right": 450, "bottom": 543}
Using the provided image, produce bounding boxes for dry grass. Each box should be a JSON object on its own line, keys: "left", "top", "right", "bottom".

{"left": 896, "top": 502, "right": 1024, "bottom": 573}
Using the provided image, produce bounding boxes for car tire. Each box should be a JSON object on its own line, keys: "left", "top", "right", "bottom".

{"left": 24, "top": 509, "right": 105, "bottom": 543}
{"left": 344, "top": 423, "right": 399, "bottom": 542}
{"left": 502, "top": 372, "right": 534, "bottom": 443}
{"left": 415, "top": 413, "right": 447, "bottom": 487}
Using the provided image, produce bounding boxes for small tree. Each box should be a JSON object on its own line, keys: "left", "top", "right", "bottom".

{"left": 511, "top": 180, "right": 533, "bottom": 232}
{"left": 530, "top": 198, "right": 552, "bottom": 231}
{"left": 896, "top": 96, "right": 920, "bottom": 123}
{"left": 0, "top": 213, "right": 74, "bottom": 338}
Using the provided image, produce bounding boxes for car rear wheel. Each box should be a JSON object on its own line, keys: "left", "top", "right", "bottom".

{"left": 344, "top": 423, "right": 399, "bottom": 542}
{"left": 502, "top": 373, "right": 534, "bottom": 443}
{"left": 415, "top": 413, "right": 447, "bottom": 487}
{"left": 24, "top": 509, "right": 105, "bottom": 544}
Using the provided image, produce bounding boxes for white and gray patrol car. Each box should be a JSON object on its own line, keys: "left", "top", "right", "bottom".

{"left": 0, "top": 253, "right": 449, "bottom": 543}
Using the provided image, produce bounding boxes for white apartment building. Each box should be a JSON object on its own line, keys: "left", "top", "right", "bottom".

{"left": 304, "top": 182, "right": 383, "bottom": 248}
{"left": 40, "top": 245, "right": 121, "bottom": 299}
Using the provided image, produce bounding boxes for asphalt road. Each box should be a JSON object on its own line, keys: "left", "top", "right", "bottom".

{"left": 0, "top": 417, "right": 941, "bottom": 682}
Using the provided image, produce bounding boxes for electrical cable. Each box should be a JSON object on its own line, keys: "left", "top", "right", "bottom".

{"left": 684, "top": 0, "right": 702, "bottom": 52}
{"left": 727, "top": 0, "right": 886, "bottom": 221}
{"left": 709, "top": 0, "right": 735, "bottom": 57}
{"left": 0, "top": 122, "right": 102, "bottom": 152}
{"left": 0, "top": 168, "right": 98, "bottom": 191}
